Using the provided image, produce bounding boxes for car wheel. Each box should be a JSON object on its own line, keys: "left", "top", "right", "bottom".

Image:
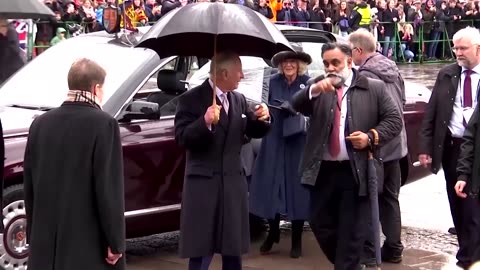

{"left": 0, "top": 184, "right": 28, "bottom": 270}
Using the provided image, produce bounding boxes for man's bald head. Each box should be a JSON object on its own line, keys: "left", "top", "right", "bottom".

{"left": 67, "top": 58, "right": 106, "bottom": 92}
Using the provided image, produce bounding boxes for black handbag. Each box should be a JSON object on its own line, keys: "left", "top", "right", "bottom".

{"left": 283, "top": 115, "right": 308, "bottom": 138}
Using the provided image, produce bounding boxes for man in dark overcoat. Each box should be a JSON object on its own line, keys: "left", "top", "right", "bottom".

{"left": 174, "top": 51, "right": 271, "bottom": 270}
{"left": 0, "top": 118, "right": 3, "bottom": 233}
{"left": 291, "top": 42, "right": 402, "bottom": 269}
{"left": 23, "top": 58, "right": 125, "bottom": 270}
{"left": 418, "top": 26, "right": 480, "bottom": 269}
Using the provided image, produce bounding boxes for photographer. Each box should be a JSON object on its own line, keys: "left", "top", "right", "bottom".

{"left": 255, "top": 0, "right": 274, "bottom": 19}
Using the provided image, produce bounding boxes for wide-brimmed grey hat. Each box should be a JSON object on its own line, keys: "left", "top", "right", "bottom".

{"left": 271, "top": 50, "right": 312, "bottom": 67}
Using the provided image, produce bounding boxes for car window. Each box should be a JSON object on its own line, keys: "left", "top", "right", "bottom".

{"left": 188, "top": 56, "right": 270, "bottom": 103}
{"left": 187, "top": 41, "right": 326, "bottom": 103}
{"left": 291, "top": 42, "right": 326, "bottom": 78}
{"left": 0, "top": 37, "right": 157, "bottom": 109}
{"left": 138, "top": 57, "right": 179, "bottom": 94}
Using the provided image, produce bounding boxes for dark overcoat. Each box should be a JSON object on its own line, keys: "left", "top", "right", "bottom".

{"left": 249, "top": 73, "right": 310, "bottom": 220}
{"left": 457, "top": 105, "right": 480, "bottom": 199}
{"left": 418, "top": 63, "right": 462, "bottom": 174}
{"left": 24, "top": 102, "right": 126, "bottom": 270}
{"left": 174, "top": 79, "right": 270, "bottom": 258}
{"left": 0, "top": 118, "right": 3, "bottom": 232}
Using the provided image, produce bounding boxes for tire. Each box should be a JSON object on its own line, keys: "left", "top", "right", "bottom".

{"left": 0, "top": 184, "right": 28, "bottom": 270}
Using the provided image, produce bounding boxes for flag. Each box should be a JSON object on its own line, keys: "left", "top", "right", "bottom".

{"left": 13, "top": 20, "right": 28, "bottom": 57}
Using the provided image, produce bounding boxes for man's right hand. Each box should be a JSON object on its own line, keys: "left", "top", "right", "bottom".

{"left": 105, "top": 247, "right": 122, "bottom": 265}
{"left": 310, "top": 77, "right": 336, "bottom": 96}
{"left": 204, "top": 104, "right": 221, "bottom": 126}
{"left": 455, "top": 181, "right": 468, "bottom": 198}
{"left": 418, "top": 154, "right": 432, "bottom": 168}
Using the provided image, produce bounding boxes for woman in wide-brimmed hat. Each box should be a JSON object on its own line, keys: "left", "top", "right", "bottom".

{"left": 249, "top": 50, "right": 312, "bottom": 258}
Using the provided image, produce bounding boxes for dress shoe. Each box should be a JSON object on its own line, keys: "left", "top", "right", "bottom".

{"left": 448, "top": 227, "right": 457, "bottom": 235}
{"left": 260, "top": 216, "right": 280, "bottom": 254}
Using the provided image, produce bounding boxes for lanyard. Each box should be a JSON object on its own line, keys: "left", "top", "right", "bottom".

{"left": 336, "top": 87, "right": 348, "bottom": 111}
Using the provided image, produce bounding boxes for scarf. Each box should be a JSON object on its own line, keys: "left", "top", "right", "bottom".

{"left": 65, "top": 90, "right": 102, "bottom": 109}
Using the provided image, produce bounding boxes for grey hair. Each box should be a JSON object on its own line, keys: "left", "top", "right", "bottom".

{"left": 209, "top": 51, "right": 240, "bottom": 75}
{"left": 277, "top": 61, "right": 308, "bottom": 76}
{"left": 348, "top": 28, "right": 377, "bottom": 53}
{"left": 453, "top": 26, "right": 480, "bottom": 45}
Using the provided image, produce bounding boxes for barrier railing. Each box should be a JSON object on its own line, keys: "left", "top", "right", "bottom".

{"left": 23, "top": 19, "right": 477, "bottom": 64}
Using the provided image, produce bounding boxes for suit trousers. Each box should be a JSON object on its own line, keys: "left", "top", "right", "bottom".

{"left": 363, "top": 159, "right": 404, "bottom": 259}
{"left": 308, "top": 161, "right": 369, "bottom": 270}
{"left": 443, "top": 132, "right": 480, "bottom": 266}
{"left": 188, "top": 255, "right": 241, "bottom": 270}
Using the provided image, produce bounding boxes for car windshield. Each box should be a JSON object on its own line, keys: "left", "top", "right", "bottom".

{"left": 0, "top": 36, "right": 157, "bottom": 109}
{"left": 188, "top": 41, "right": 326, "bottom": 102}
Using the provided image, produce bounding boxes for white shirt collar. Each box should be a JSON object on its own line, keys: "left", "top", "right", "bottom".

{"left": 343, "top": 70, "right": 354, "bottom": 89}
{"left": 462, "top": 63, "right": 480, "bottom": 74}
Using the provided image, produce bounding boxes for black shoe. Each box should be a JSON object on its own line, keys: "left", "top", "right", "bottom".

{"left": 290, "top": 220, "right": 303, "bottom": 258}
{"left": 382, "top": 254, "right": 402, "bottom": 263}
{"left": 448, "top": 227, "right": 457, "bottom": 235}
{"left": 456, "top": 260, "right": 471, "bottom": 269}
{"left": 260, "top": 216, "right": 280, "bottom": 254}
{"left": 381, "top": 246, "right": 403, "bottom": 263}
{"left": 360, "top": 258, "right": 377, "bottom": 268}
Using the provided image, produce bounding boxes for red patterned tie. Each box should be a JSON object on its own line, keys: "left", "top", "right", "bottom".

{"left": 329, "top": 86, "right": 343, "bottom": 157}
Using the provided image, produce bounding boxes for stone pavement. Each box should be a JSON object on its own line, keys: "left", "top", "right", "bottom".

{"left": 126, "top": 230, "right": 460, "bottom": 270}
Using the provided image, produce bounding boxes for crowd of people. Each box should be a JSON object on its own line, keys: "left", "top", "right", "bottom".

{"left": 18, "top": 0, "right": 480, "bottom": 62}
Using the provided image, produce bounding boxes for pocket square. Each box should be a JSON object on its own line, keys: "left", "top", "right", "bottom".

{"left": 241, "top": 114, "right": 246, "bottom": 118}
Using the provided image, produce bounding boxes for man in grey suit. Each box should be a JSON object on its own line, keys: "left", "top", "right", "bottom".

{"left": 174, "top": 51, "right": 271, "bottom": 270}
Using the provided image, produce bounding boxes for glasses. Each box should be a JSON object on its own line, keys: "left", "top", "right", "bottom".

{"left": 451, "top": 46, "right": 473, "bottom": 53}
{"left": 284, "top": 2, "right": 291, "bottom": 5}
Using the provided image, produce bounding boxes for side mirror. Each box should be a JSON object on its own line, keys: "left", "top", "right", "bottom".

{"left": 120, "top": 100, "right": 160, "bottom": 122}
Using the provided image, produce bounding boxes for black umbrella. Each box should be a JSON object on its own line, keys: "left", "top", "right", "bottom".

{"left": 136, "top": 2, "right": 293, "bottom": 59}
{"left": 0, "top": 0, "right": 55, "bottom": 19}
{"left": 368, "top": 129, "right": 382, "bottom": 269}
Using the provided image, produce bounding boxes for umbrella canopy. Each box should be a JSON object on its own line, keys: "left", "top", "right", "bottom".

{"left": 0, "top": 0, "right": 55, "bottom": 19}
{"left": 136, "top": 2, "right": 294, "bottom": 59}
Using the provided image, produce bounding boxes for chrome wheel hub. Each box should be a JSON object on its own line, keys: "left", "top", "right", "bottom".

{"left": 0, "top": 200, "right": 28, "bottom": 270}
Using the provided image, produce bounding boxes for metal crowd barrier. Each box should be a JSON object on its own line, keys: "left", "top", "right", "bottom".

{"left": 24, "top": 19, "right": 478, "bottom": 64}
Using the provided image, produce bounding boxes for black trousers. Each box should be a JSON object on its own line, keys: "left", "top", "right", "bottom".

{"left": 309, "top": 161, "right": 369, "bottom": 270}
{"left": 363, "top": 159, "right": 403, "bottom": 258}
{"left": 188, "top": 255, "right": 241, "bottom": 270}
{"left": 443, "top": 133, "right": 480, "bottom": 266}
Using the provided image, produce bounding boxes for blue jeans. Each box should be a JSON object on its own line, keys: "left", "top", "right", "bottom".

{"left": 400, "top": 44, "right": 414, "bottom": 61}
{"left": 382, "top": 36, "right": 395, "bottom": 57}
{"left": 428, "top": 31, "right": 442, "bottom": 58}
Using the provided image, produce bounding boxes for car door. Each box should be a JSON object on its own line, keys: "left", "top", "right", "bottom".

{"left": 118, "top": 56, "right": 190, "bottom": 237}
{"left": 402, "top": 82, "right": 432, "bottom": 184}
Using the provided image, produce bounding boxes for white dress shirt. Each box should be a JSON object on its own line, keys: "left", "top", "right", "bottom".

{"left": 448, "top": 64, "right": 480, "bottom": 137}
{"left": 309, "top": 72, "right": 354, "bottom": 161}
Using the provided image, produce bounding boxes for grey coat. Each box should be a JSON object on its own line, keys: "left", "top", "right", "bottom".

{"left": 358, "top": 53, "right": 408, "bottom": 162}
{"left": 291, "top": 69, "right": 403, "bottom": 196}
{"left": 174, "top": 80, "right": 270, "bottom": 258}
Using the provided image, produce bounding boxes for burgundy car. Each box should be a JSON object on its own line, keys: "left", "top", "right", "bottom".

{"left": 0, "top": 25, "right": 430, "bottom": 269}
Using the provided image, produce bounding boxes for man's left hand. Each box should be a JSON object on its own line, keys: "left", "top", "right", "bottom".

{"left": 254, "top": 103, "right": 270, "bottom": 122}
{"left": 346, "top": 131, "right": 369, "bottom": 149}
